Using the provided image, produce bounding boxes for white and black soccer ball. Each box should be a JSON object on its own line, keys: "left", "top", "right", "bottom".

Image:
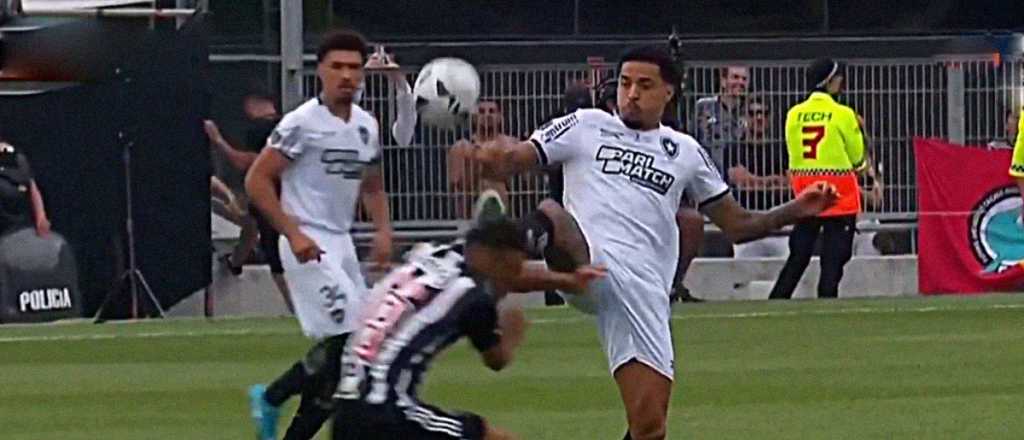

{"left": 413, "top": 58, "right": 481, "bottom": 129}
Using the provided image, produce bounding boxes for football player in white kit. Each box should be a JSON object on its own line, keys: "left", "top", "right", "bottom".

{"left": 477, "top": 46, "right": 840, "bottom": 440}
{"left": 244, "top": 30, "right": 393, "bottom": 440}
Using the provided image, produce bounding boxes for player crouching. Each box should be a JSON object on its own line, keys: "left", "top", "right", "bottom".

{"left": 331, "top": 192, "right": 604, "bottom": 440}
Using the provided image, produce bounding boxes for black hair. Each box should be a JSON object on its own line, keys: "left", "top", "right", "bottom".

{"left": 316, "top": 29, "right": 369, "bottom": 63}
{"left": 465, "top": 218, "right": 526, "bottom": 253}
{"left": 807, "top": 58, "right": 844, "bottom": 92}
{"left": 596, "top": 78, "right": 617, "bottom": 113}
{"left": 618, "top": 45, "right": 681, "bottom": 88}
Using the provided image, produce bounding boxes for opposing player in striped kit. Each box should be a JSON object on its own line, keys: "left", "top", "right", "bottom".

{"left": 332, "top": 197, "right": 606, "bottom": 440}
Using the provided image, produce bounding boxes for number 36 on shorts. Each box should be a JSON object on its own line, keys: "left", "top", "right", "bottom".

{"left": 320, "top": 284, "right": 347, "bottom": 324}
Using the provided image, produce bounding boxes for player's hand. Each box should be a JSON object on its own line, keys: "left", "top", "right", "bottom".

{"left": 288, "top": 231, "right": 324, "bottom": 263}
{"left": 565, "top": 265, "right": 607, "bottom": 294}
{"left": 793, "top": 181, "right": 840, "bottom": 218}
{"left": 203, "top": 120, "right": 227, "bottom": 149}
{"left": 727, "top": 166, "right": 755, "bottom": 188}
{"left": 370, "top": 229, "right": 393, "bottom": 271}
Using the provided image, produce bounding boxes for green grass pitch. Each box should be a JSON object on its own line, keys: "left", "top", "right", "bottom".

{"left": 2, "top": 294, "right": 1024, "bottom": 439}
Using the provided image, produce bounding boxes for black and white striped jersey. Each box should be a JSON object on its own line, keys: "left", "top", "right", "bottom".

{"left": 335, "top": 240, "right": 500, "bottom": 407}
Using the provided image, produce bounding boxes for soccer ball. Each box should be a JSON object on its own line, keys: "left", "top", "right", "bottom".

{"left": 413, "top": 58, "right": 481, "bottom": 129}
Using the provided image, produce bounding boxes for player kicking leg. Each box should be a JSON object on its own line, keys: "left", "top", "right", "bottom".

{"left": 244, "top": 29, "right": 393, "bottom": 440}
{"left": 477, "top": 46, "right": 838, "bottom": 439}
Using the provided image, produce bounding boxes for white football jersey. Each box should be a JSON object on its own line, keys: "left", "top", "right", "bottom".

{"left": 529, "top": 109, "right": 729, "bottom": 292}
{"left": 269, "top": 98, "right": 381, "bottom": 235}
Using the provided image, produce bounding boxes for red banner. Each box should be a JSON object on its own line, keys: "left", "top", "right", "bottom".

{"left": 915, "top": 138, "right": 1024, "bottom": 294}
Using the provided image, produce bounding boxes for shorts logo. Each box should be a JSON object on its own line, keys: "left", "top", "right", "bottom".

{"left": 595, "top": 145, "right": 675, "bottom": 195}
{"left": 969, "top": 185, "right": 1024, "bottom": 273}
{"left": 320, "top": 284, "right": 347, "bottom": 324}
{"left": 540, "top": 114, "right": 578, "bottom": 143}
{"left": 660, "top": 137, "right": 679, "bottom": 159}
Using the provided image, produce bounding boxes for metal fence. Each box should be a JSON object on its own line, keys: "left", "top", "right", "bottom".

{"left": 295, "top": 55, "right": 1024, "bottom": 226}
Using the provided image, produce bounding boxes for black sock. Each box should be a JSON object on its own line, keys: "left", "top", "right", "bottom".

{"left": 518, "top": 210, "right": 555, "bottom": 259}
{"left": 265, "top": 361, "right": 305, "bottom": 407}
{"left": 281, "top": 401, "right": 334, "bottom": 440}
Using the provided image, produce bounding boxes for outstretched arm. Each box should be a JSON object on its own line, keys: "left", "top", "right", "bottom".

{"left": 494, "top": 261, "right": 606, "bottom": 294}
{"left": 205, "top": 120, "right": 258, "bottom": 171}
{"left": 703, "top": 183, "right": 839, "bottom": 244}
{"left": 475, "top": 139, "right": 543, "bottom": 181}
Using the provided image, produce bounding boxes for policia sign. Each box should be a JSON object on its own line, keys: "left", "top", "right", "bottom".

{"left": 0, "top": 229, "right": 81, "bottom": 323}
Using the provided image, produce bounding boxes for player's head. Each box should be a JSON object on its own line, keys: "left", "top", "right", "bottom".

{"left": 474, "top": 100, "right": 503, "bottom": 135}
{"left": 720, "top": 66, "right": 749, "bottom": 98}
{"left": 316, "top": 29, "right": 369, "bottom": 107}
{"left": 807, "top": 58, "right": 845, "bottom": 96}
{"left": 563, "top": 81, "right": 593, "bottom": 113}
{"left": 746, "top": 97, "right": 770, "bottom": 139}
{"left": 242, "top": 92, "right": 279, "bottom": 122}
{"left": 464, "top": 218, "right": 528, "bottom": 288}
{"left": 617, "top": 45, "right": 680, "bottom": 130}
{"left": 596, "top": 78, "right": 617, "bottom": 114}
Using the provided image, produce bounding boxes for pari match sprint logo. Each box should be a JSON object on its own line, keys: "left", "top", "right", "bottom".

{"left": 968, "top": 185, "right": 1024, "bottom": 273}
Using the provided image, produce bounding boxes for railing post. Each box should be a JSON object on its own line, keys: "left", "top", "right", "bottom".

{"left": 280, "top": 0, "right": 304, "bottom": 112}
{"left": 946, "top": 62, "right": 966, "bottom": 145}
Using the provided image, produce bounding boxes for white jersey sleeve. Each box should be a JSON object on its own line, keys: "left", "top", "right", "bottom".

{"left": 528, "top": 110, "right": 589, "bottom": 165}
{"left": 268, "top": 111, "right": 307, "bottom": 160}
{"left": 368, "top": 116, "right": 383, "bottom": 164}
{"left": 686, "top": 142, "right": 731, "bottom": 208}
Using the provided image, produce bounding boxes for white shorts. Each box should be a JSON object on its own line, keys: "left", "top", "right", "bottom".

{"left": 563, "top": 247, "right": 675, "bottom": 381}
{"left": 279, "top": 227, "right": 368, "bottom": 341}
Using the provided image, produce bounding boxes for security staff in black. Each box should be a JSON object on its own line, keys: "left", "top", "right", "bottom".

{"left": 0, "top": 142, "right": 38, "bottom": 235}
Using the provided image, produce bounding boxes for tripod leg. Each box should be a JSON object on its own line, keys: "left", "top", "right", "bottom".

{"left": 135, "top": 270, "right": 166, "bottom": 317}
{"left": 93, "top": 271, "right": 132, "bottom": 323}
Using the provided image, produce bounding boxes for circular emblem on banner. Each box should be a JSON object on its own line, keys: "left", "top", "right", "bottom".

{"left": 968, "top": 185, "right": 1024, "bottom": 273}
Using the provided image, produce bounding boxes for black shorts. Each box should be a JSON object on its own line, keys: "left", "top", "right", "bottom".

{"left": 250, "top": 203, "right": 284, "bottom": 274}
{"left": 332, "top": 400, "right": 485, "bottom": 440}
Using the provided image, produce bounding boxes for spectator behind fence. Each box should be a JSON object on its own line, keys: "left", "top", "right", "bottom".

{"left": 989, "top": 108, "right": 1020, "bottom": 149}
{"left": 694, "top": 65, "right": 749, "bottom": 173}
{"left": 205, "top": 92, "right": 294, "bottom": 312}
{"left": 0, "top": 141, "right": 51, "bottom": 238}
{"left": 726, "top": 98, "right": 791, "bottom": 257}
{"left": 448, "top": 100, "right": 515, "bottom": 218}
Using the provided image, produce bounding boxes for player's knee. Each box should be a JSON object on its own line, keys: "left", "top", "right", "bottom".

{"left": 628, "top": 411, "right": 667, "bottom": 440}
{"left": 519, "top": 206, "right": 558, "bottom": 258}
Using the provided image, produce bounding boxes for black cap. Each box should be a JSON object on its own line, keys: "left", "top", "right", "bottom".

{"left": 807, "top": 58, "right": 843, "bottom": 90}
